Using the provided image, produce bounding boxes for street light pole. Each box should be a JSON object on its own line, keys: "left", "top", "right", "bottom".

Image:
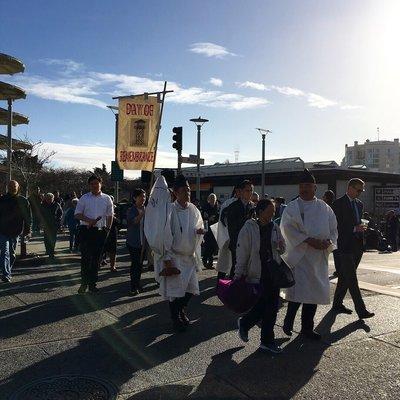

{"left": 256, "top": 128, "right": 272, "bottom": 198}
{"left": 190, "top": 116, "right": 209, "bottom": 202}
{"left": 7, "top": 98, "right": 13, "bottom": 183}
{"left": 196, "top": 124, "right": 201, "bottom": 201}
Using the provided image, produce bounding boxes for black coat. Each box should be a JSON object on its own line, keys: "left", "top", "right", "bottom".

{"left": 332, "top": 194, "right": 363, "bottom": 254}
{"left": 0, "top": 193, "right": 31, "bottom": 237}
{"left": 40, "top": 202, "right": 63, "bottom": 233}
{"left": 221, "top": 199, "right": 255, "bottom": 251}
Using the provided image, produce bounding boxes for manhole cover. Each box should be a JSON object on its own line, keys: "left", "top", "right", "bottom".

{"left": 9, "top": 375, "right": 118, "bottom": 400}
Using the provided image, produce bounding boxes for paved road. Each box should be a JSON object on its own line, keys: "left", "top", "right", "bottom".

{"left": 0, "top": 234, "right": 400, "bottom": 399}
{"left": 329, "top": 251, "right": 400, "bottom": 297}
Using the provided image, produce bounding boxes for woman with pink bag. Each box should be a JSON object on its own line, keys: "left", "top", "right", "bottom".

{"left": 235, "top": 199, "right": 286, "bottom": 354}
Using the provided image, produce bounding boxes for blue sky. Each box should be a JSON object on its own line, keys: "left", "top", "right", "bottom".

{"left": 1, "top": 0, "right": 399, "bottom": 172}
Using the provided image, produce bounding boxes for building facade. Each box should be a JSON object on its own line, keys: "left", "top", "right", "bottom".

{"left": 343, "top": 139, "right": 400, "bottom": 173}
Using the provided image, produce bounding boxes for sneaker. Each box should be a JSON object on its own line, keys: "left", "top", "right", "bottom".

{"left": 180, "top": 310, "right": 190, "bottom": 326}
{"left": 237, "top": 317, "right": 249, "bottom": 343}
{"left": 1, "top": 276, "right": 11, "bottom": 283}
{"left": 259, "top": 342, "right": 283, "bottom": 354}
{"left": 110, "top": 267, "right": 117, "bottom": 272}
{"left": 77, "top": 284, "right": 87, "bottom": 294}
{"left": 129, "top": 289, "right": 139, "bottom": 296}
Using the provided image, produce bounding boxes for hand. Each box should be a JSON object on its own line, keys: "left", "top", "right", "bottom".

{"left": 355, "top": 224, "right": 368, "bottom": 233}
{"left": 87, "top": 219, "right": 98, "bottom": 227}
{"left": 196, "top": 228, "right": 206, "bottom": 235}
{"left": 163, "top": 259, "right": 174, "bottom": 269}
{"left": 305, "top": 238, "right": 326, "bottom": 250}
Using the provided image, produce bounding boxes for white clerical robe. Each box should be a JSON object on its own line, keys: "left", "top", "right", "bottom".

{"left": 144, "top": 176, "right": 172, "bottom": 282}
{"left": 158, "top": 201, "right": 204, "bottom": 300}
{"left": 280, "top": 197, "right": 338, "bottom": 305}
{"left": 215, "top": 197, "right": 237, "bottom": 274}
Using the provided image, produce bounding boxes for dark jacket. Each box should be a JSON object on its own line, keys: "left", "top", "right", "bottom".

{"left": 221, "top": 199, "right": 255, "bottom": 251}
{"left": 202, "top": 203, "right": 219, "bottom": 226}
{"left": 40, "top": 202, "right": 63, "bottom": 232}
{"left": 332, "top": 194, "right": 363, "bottom": 254}
{"left": 0, "top": 193, "right": 32, "bottom": 237}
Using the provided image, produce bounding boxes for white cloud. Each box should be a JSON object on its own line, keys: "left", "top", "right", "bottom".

{"left": 10, "top": 63, "right": 269, "bottom": 111}
{"left": 236, "top": 80, "right": 347, "bottom": 109}
{"left": 236, "top": 81, "right": 269, "bottom": 91}
{"left": 40, "top": 58, "right": 84, "bottom": 73}
{"left": 307, "top": 93, "right": 337, "bottom": 108}
{"left": 340, "top": 104, "right": 362, "bottom": 110}
{"left": 209, "top": 77, "right": 223, "bottom": 87}
{"left": 189, "top": 42, "right": 237, "bottom": 59}
{"left": 270, "top": 85, "right": 305, "bottom": 97}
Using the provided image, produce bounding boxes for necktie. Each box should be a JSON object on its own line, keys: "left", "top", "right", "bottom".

{"left": 352, "top": 200, "right": 360, "bottom": 225}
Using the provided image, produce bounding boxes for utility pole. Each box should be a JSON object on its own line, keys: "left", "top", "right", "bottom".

{"left": 256, "top": 128, "right": 272, "bottom": 198}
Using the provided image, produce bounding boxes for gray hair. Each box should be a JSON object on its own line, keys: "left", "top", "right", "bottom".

{"left": 208, "top": 193, "right": 217, "bottom": 202}
{"left": 45, "top": 193, "right": 54, "bottom": 201}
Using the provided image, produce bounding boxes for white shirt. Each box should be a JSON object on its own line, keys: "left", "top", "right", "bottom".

{"left": 75, "top": 192, "right": 114, "bottom": 228}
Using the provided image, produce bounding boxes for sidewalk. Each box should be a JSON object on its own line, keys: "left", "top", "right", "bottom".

{"left": 1, "top": 235, "right": 400, "bottom": 399}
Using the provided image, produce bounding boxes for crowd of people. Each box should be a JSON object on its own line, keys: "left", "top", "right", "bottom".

{"left": 0, "top": 169, "right": 378, "bottom": 354}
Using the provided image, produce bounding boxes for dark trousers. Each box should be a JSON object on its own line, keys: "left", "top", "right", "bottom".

{"left": 43, "top": 228, "right": 57, "bottom": 257}
{"left": 241, "top": 280, "right": 280, "bottom": 344}
{"left": 202, "top": 232, "right": 217, "bottom": 268}
{"left": 333, "top": 251, "right": 366, "bottom": 315}
{"left": 80, "top": 227, "right": 107, "bottom": 287}
{"left": 128, "top": 244, "right": 143, "bottom": 290}
{"left": 68, "top": 227, "right": 78, "bottom": 251}
{"left": 228, "top": 247, "right": 237, "bottom": 279}
{"left": 284, "top": 301, "right": 317, "bottom": 332}
{"left": 169, "top": 292, "right": 193, "bottom": 321}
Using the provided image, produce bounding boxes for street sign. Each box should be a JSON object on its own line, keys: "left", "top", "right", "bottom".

{"left": 181, "top": 154, "right": 204, "bottom": 165}
{"left": 111, "top": 161, "right": 124, "bottom": 182}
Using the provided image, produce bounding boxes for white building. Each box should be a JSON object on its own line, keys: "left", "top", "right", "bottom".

{"left": 343, "top": 139, "right": 400, "bottom": 173}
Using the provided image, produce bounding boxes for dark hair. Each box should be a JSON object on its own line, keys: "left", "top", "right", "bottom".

{"left": 323, "top": 190, "right": 335, "bottom": 204}
{"left": 239, "top": 179, "right": 253, "bottom": 190}
{"left": 133, "top": 188, "right": 146, "bottom": 199}
{"left": 255, "top": 198, "right": 274, "bottom": 215}
{"left": 275, "top": 197, "right": 286, "bottom": 205}
{"left": 88, "top": 174, "right": 102, "bottom": 184}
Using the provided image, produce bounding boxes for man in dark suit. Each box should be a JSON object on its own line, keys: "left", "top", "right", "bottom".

{"left": 221, "top": 179, "right": 255, "bottom": 278}
{"left": 331, "top": 178, "right": 374, "bottom": 319}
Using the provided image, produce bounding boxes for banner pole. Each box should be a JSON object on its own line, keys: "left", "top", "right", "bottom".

{"left": 148, "top": 81, "right": 167, "bottom": 190}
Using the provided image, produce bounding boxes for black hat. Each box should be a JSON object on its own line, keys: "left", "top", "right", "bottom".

{"left": 161, "top": 169, "right": 175, "bottom": 188}
{"left": 300, "top": 168, "right": 316, "bottom": 184}
{"left": 173, "top": 174, "right": 189, "bottom": 190}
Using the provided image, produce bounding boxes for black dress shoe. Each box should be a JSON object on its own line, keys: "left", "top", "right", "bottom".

{"left": 88, "top": 286, "right": 99, "bottom": 293}
{"left": 129, "top": 289, "right": 139, "bottom": 296}
{"left": 332, "top": 305, "right": 353, "bottom": 314}
{"left": 282, "top": 325, "right": 293, "bottom": 336}
{"left": 301, "top": 330, "right": 322, "bottom": 340}
{"left": 358, "top": 310, "right": 375, "bottom": 319}
{"left": 77, "top": 284, "right": 87, "bottom": 294}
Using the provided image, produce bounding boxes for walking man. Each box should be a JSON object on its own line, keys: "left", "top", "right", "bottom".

{"left": 331, "top": 178, "right": 375, "bottom": 319}
{"left": 40, "top": 193, "right": 63, "bottom": 259}
{"left": 0, "top": 180, "right": 31, "bottom": 283}
{"left": 221, "top": 179, "right": 255, "bottom": 278}
{"left": 280, "top": 169, "right": 338, "bottom": 340}
{"left": 154, "top": 175, "right": 204, "bottom": 332}
{"left": 74, "top": 175, "right": 114, "bottom": 294}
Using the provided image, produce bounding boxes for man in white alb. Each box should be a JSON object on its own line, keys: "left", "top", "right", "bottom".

{"left": 157, "top": 175, "right": 205, "bottom": 332}
{"left": 280, "top": 169, "right": 338, "bottom": 340}
{"left": 75, "top": 174, "right": 114, "bottom": 294}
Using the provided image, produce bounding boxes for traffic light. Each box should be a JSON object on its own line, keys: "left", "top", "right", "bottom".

{"left": 172, "top": 126, "right": 183, "bottom": 151}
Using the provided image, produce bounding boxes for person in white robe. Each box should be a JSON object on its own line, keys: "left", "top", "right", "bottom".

{"left": 215, "top": 186, "right": 240, "bottom": 279}
{"left": 280, "top": 169, "right": 338, "bottom": 340}
{"left": 153, "top": 175, "right": 205, "bottom": 332}
{"left": 144, "top": 175, "right": 173, "bottom": 283}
